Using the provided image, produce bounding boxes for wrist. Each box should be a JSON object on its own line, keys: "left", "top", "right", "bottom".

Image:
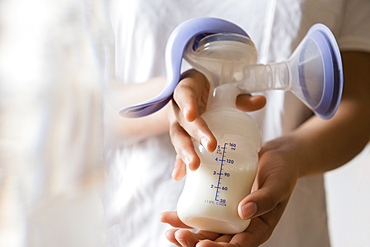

{"left": 261, "top": 134, "right": 311, "bottom": 179}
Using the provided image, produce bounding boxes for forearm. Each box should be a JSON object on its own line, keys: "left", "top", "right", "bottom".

{"left": 282, "top": 52, "right": 370, "bottom": 177}
{"left": 106, "top": 76, "right": 172, "bottom": 142}
{"left": 292, "top": 100, "right": 370, "bottom": 177}
{"left": 111, "top": 102, "right": 171, "bottom": 141}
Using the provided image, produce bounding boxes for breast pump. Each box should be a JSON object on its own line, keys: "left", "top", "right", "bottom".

{"left": 120, "top": 18, "right": 343, "bottom": 234}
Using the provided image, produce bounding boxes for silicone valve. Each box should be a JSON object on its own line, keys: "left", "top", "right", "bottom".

{"left": 302, "top": 24, "right": 343, "bottom": 119}
{"left": 119, "top": 17, "right": 249, "bottom": 118}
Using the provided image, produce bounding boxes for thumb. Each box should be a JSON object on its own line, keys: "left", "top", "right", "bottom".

{"left": 237, "top": 174, "right": 295, "bottom": 220}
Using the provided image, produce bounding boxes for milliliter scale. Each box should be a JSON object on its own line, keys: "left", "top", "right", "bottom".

{"left": 210, "top": 142, "right": 237, "bottom": 206}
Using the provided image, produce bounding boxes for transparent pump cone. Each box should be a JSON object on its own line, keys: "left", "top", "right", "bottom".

{"left": 289, "top": 24, "right": 343, "bottom": 119}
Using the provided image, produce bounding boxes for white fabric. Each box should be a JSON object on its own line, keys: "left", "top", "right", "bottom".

{"left": 104, "top": 0, "right": 370, "bottom": 246}
{"left": 0, "top": 1, "right": 106, "bottom": 246}
{"left": 325, "top": 143, "right": 370, "bottom": 247}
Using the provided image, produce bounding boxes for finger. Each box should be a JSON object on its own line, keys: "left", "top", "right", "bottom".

{"left": 166, "top": 230, "right": 228, "bottom": 247}
{"left": 196, "top": 239, "right": 231, "bottom": 247}
{"left": 174, "top": 70, "right": 209, "bottom": 122}
{"left": 172, "top": 100, "right": 217, "bottom": 154}
{"left": 238, "top": 179, "right": 289, "bottom": 221}
{"left": 169, "top": 121, "right": 201, "bottom": 171}
{"left": 215, "top": 234, "right": 233, "bottom": 243}
{"left": 165, "top": 229, "right": 181, "bottom": 246}
{"left": 160, "top": 212, "right": 233, "bottom": 244}
{"left": 159, "top": 211, "right": 192, "bottom": 229}
{"left": 227, "top": 219, "right": 270, "bottom": 247}
{"left": 195, "top": 231, "right": 223, "bottom": 242}
{"left": 230, "top": 201, "right": 289, "bottom": 247}
{"left": 195, "top": 217, "right": 277, "bottom": 247}
{"left": 173, "top": 70, "right": 217, "bottom": 154}
{"left": 197, "top": 239, "right": 221, "bottom": 247}
{"left": 175, "top": 229, "right": 200, "bottom": 247}
{"left": 236, "top": 94, "right": 266, "bottom": 112}
{"left": 173, "top": 230, "right": 224, "bottom": 247}
{"left": 194, "top": 201, "right": 289, "bottom": 247}
{"left": 188, "top": 117, "right": 217, "bottom": 154}
{"left": 172, "top": 155, "right": 187, "bottom": 181}
{"left": 173, "top": 81, "right": 198, "bottom": 123}
{"left": 166, "top": 228, "right": 224, "bottom": 247}
{"left": 238, "top": 156, "right": 296, "bottom": 220}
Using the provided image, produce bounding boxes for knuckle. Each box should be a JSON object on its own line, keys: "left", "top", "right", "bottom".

{"left": 193, "top": 127, "right": 201, "bottom": 140}
{"left": 192, "top": 124, "right": 206, "bottom": 143}
{"left": 169, "top": 124, "right": 193, "bottom": 152}
{"left": 173, "top": 84, "right": 182, "bottom": 98}
{"left": 263, "top": 189, "right": 278, "bottom": 211}
{"left": 169, "top": 124, "right": 183, "bottom": 144}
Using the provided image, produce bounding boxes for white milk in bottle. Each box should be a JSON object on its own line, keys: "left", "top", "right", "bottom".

{"left": 177, "top": 33, "right": 262, "bottom": 234}
{"left": 177, "top": 84, "right": 262, "bottom": 234}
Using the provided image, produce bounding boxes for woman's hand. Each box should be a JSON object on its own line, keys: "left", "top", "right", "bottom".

{"left": 162, "top": 52, "right": 370, "bottom": 246}
{"left": 163, "top": 69, "right": 303, "bottom": 246}
{"left": 169, "top": 69, "right": 266, "bottom": 181}
{"left": 160, "top": 135, "right": 300, "bottom": 247}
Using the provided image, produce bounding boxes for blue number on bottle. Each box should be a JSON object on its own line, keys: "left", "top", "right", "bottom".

{"left": 230, "top": 143, "right": 236, "bottom": 150}
{"left": 227, "top": 159, "right": 234, "bottom": 164}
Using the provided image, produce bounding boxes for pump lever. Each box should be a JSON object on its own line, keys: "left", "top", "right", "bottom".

{"left": 119, "top": 17, "right": 249, "bottom": 118}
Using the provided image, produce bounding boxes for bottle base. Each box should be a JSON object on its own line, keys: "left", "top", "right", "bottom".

{"left": 183, "top": 216, "right": 250, "bottom": 234}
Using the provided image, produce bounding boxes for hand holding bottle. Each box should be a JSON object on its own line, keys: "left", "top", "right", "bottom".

{"left": 161, "top": 134, "right": 300, "bottom": 247}
{"left": 169, "top": 69, "right": 266, "bottom": 181}
{"left": 161, "top": 69, "right": 301, "bottom": 246}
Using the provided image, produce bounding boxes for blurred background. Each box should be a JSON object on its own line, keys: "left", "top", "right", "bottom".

{"left": 0, "top": 0, "right": 109, "bottom": 246}
{"left": 0, "top": 0, "right": 369, "bottom": 246}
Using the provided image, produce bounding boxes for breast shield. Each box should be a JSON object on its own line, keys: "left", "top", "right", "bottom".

{"left": 120, "top": 17, "right": 343, "bottom": 119}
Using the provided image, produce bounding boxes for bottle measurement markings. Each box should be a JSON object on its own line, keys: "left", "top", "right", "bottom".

{"left": 211, "top": 142, "right": 236, "bottom": 204}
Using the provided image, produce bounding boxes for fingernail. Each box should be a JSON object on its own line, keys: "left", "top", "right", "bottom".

{"left": 241, "top": 202, "right": 257, "bottom": 220}
{"left": 171, "top": 167, "right": 177, "bottom": 179}
{"left": 178, "top": 239, "right": 189, "bottom": 247}
{"left": 201, "top": 137, "right": 208, "bottom": 150}
{"left": 184, "top": 156, "right": 191, "bottom": 166}
{"left": 183, "top": 107, "right": 189, "bottom": 119}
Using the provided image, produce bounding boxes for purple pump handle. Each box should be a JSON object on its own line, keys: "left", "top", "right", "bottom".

{"left": 119, "top": 17, "right": 249, "bottom": 118}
